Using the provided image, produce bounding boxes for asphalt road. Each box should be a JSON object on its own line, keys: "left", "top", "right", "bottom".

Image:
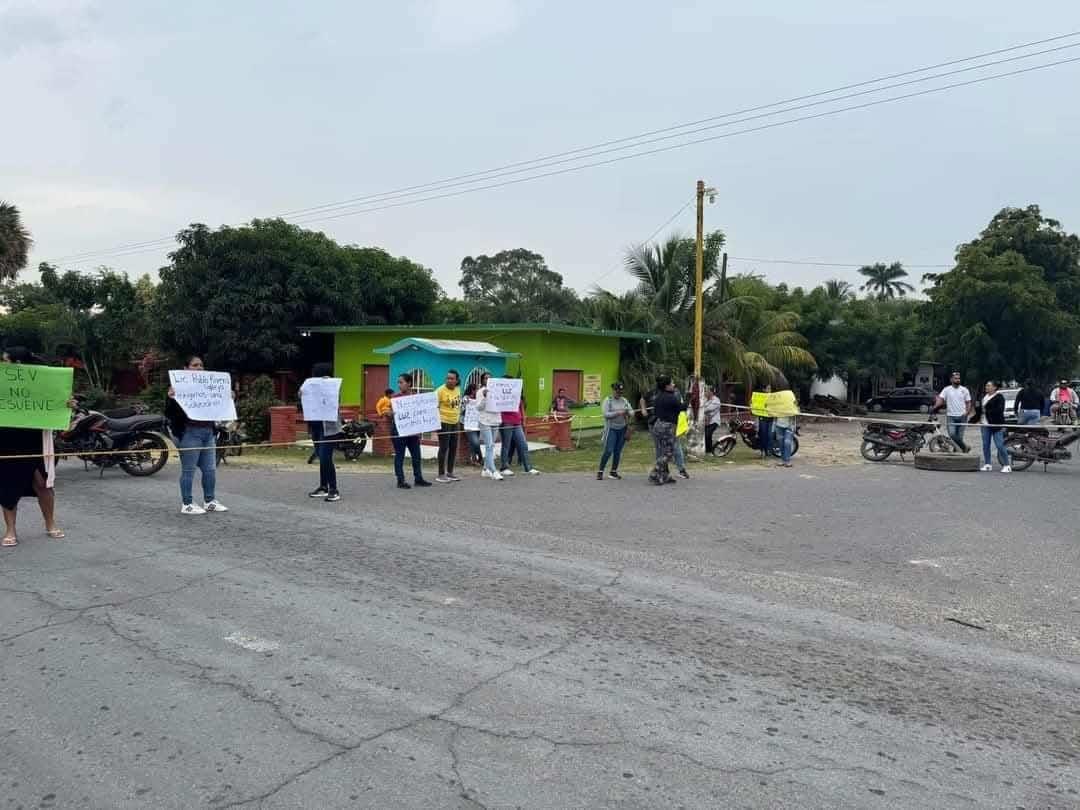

{"left": 2, "top": 455, "right": 1078, "bottom": 809}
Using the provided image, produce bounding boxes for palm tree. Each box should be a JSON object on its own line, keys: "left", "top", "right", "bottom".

{"left": 703, "top": 297, "right": 816, "bottom": 390}
{"left": 858, "top": 262, "right": 914, "bottom": 299}
{"left": 622, "top": 230, "right": 725, "bottom": 325}
{"left": 0, "top": 201, "right": 32, "bottom": 281}
{"left": 823, "top": 278, "right": 853, "bottom": 301}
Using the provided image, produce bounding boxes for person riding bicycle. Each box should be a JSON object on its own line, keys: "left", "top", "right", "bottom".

{"left": 1049, "top": 380, "right": 1078, "bottom": 422}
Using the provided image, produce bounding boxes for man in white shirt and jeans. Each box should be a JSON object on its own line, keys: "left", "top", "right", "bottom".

{"left": 934, "top": 371, "right": 973, "bottom": 452}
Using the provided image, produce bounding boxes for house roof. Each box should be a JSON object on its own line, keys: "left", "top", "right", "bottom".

{"left": 374, "top": 337, "right": 520, "bottom": 358}
{"left": 300, "top": 322, "right": 658, "bottom": 342}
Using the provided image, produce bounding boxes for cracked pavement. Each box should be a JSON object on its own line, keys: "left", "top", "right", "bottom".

{"left": 1, "top": 458, "right": 1078, "bottom": 808}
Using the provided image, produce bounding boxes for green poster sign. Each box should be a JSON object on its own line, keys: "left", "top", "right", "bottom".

{"left": 0, "top": 364, "right": 74, "bottom": 430}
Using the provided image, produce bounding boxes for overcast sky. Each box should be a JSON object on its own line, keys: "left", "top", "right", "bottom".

{"left": 4, "top": 0, "right": 1079, "bottom": 297}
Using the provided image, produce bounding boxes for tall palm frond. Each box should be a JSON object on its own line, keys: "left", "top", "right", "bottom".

{"left": 858, "top": 262, "right": 915, "bottom": 299}
{"left": 0, "top": 201, "right": 33, "bottom": 281}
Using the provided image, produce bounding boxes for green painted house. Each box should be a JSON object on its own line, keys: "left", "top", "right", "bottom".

{"left": 300, "top": 323, "right": 657, "bottom": 422}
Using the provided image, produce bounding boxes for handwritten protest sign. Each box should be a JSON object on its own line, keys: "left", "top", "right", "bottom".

{"left": 0, "top": 364, "right": 73, "bottom": 430}
{"left": 463, "top": 400, "right": 479, "bottom": 432}
{"left": 485, "top": 378, "right": 522, "bottom": 412}
{"left": 168, "top": 370, "right": 237, "bottom": 422}
{"left": 391, "top": 391, "right": 440, "bottom": 436}
{"left": 300, "top": 378, "right": 342, "bottom": 422}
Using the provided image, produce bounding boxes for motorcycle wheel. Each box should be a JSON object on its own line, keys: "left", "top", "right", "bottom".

{"left": 1003, "top": 437, "right": 1035, "bottom": 471}
{"left": 119, "top": 432, "right": 170, "bottom": 477}
{"left": 927, "top": 436, "right": 958, "bottom": 453}
{"left": 770, "top": 435, "right": 799, "bottom": 458}
{"left": 860, "top": 440, "right": 893, "bottom": 462}
{"left": 712, "top": 437, "right": 736, "bottom": 458}
{"left": 343, "top": 442, "right": 364, "bottom": 461}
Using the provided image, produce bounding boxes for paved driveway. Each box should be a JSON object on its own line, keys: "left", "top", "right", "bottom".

{"left": 2, "top": 459, "right": 1077, "bottom": 808}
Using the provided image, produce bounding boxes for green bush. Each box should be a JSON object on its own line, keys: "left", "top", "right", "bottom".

{"left": 138, "top": 380, "right": 170, "bottom": 410}
{"left": 236, "top": 375, "right": 280, "bottom": 442}
{"left": 77, "top": 386, "right": 115, "bottom": 411}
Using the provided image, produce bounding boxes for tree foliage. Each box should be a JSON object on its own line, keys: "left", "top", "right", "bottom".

{"left": 858, "top": 262, "right": 914, "bottom": 299}
{"left": 459, "top": 248, "right": 580, "bottom": 323}
{"left": 156, "top": 219, "right": 441, "bottom": 372}
{"left": 0, "top": 202, "right": 32, "bottom": 282}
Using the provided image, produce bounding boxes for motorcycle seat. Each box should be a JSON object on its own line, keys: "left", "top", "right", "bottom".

{"left": 866, "top": 421, "right": 906, "bottom": 431}
{"left": 103, "top": 414, "right": 164, "bottom": 433}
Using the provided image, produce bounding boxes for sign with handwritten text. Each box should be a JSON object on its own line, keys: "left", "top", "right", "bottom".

{"left": 463, "top": 400, "right": 479, "bottom": 431}
{"left": 168, "top": 370, "right": 237, "bottom": 422}
{"left": 485, "top": 378, "right": 522, "bottom": 412}
{"left": 0, "top": 364, "right": 73, "bottom": 430}
{"left": 300, "top": 377, "right": 342, "bottom": 422}
{"left": 391, "top": 391, "right": 440, "bottom": 436}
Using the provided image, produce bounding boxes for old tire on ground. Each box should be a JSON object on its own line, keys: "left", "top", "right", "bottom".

{"left": 913, "top": 451, "right": 981, "bottom": 472}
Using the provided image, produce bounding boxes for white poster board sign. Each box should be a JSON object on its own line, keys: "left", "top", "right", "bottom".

{"left": 168, "top": 370, "right": 237, "bottom": 422}
{"left": 300, "top": 377, "right": 342, "bottom": 422}
{"left": 391, "top": 391, "right": 440, "bottom": 436}
{"left": 463, "top": 400, "right": 479, "bottom": 431}
{"left": 486, "top": 378, "right": 522, "bottom": 412}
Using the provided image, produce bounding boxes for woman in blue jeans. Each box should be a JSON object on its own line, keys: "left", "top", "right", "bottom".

{"left": 301, "top": 362, "right": 342, "bottom": 502}
{"left": 166, "top": 356, "right": 229, "bottom": 516}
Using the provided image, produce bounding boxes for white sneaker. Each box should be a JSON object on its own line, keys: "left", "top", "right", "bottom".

{"left": 181, "top": 503, "right": 206, "bottom": 515}
{"left": 527, "top": 468, "right": 541, "bottom": 475}
{"left": 492, "top": 470, "right": 504, "bottom": 481}
{"left": 500, "top": 468, "right": 515, "bottom": 476}
{"left": 435, "top": 476, "right": 451, "bottom": 483}
{"left": 1001, "top": 465, "right": 1012, "bottom": 474}
{"left": 980, "top": 464, "right": 992, "bottom": 472}
{"left": 204, "top": 500, "right": 229, "bottom": 512}
{"left": 481, "top": 468, "right": 493, "bottom": 479}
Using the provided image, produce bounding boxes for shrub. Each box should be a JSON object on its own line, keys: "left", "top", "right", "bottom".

{"left": 138, "top": 380, "right": 170, "bottom": 410}
{"left": 236, "top": 375, "right": 280, "bottom": 442}
{"left": 77, "top": 385, "right": 115, "bottom": 411}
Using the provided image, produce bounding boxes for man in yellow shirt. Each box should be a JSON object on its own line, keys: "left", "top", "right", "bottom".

{"left": 375, "top": 388, "right": 394, "bottom": 418}
{"left": 435, "top": 370, "right": 463, "bottom": 483}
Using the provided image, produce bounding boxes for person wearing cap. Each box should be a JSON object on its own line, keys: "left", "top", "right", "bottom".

{"left": 1049, "top": 379, "right": 1078, "bottom": 423}
{"left": 597, "top": 382, "right": 633, "bottom": 480}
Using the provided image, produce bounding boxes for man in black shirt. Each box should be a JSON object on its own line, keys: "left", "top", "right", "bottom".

{"left": 1013, "top": 379, "right": 1044, "bottom": 426}
{"left": 648, "top": 375, "right": 684, "bottom": 485}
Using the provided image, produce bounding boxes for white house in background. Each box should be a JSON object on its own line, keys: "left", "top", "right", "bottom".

{"left": 915, "top": 361, "right": 944, "bottom": 391}
{"left": 810, "top": 374, "right": 847, "bottom": 400}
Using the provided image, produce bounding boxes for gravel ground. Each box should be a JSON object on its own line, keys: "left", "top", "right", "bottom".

{"left": 1, "top": 451, "right": 1077, "bottom": 809}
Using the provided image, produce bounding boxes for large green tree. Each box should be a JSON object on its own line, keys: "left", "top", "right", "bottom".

{"left": 156, "top": 219, "right": 440, "bottom": 372}
{"left": 858, "top": 262, "right": 915, "bottom": 299}
{"left": 0, "top": 202, "right": 32, "bottom": 281}
{"left": 459, "top": 248, "right": 581, "bottom": 323}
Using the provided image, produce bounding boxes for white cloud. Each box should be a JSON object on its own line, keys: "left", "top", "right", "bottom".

{"left": 409, "top": 0, "right": 521, "bottom": 47}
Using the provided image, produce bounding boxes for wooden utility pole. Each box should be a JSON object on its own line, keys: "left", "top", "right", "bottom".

{"left": 693, "top": 180, "right": 705, "bottom": 380}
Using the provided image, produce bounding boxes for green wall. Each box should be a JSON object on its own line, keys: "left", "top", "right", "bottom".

{"left": 328, "top": 327, "right": 621, "bottom": 424}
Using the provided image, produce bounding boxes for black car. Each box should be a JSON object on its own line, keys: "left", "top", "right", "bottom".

{"left": 865, "top": 387, "right": 936, "bottom": 413}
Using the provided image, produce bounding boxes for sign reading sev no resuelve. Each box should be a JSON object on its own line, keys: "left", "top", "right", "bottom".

{"left": 0, "top": 364, "right": 74, "bottom": 430}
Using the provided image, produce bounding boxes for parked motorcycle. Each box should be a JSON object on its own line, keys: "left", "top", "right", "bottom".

{"left": 56, "top": 401, "right": 170, "bottom": 476}
{"left": 709, "top": 424, "right": 738, "bottom": 458}
{"left": 1053, "top": 400, "right": 1077, "bottom": 426}
{"left": 1003, "top": 425, "right": 1080, "bottom": 471}
{"left": 215, "top": 422, "right": 245, "bottom": 466}
{"left": 728, "top": 417, "right": 800, "bottom": 458}
{"left": 306, "top": 417, "right": 376, "bottom": 464}
{"left": 860, "top": 415, "right": 957, "bottom": 461}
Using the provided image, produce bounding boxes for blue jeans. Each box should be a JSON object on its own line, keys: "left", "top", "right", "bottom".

{"left": 500, "top": 425, "right": 532, "bottom": 471}
{"left": 758, "top": 417, "right": 774, "bottom": 456}
{"left": 1019, "top": 409, "right": 1041, "bottom": 426}
{"left": 673, "top": 436, "right": 686, "bottom": 471}
{"left": 479, "top": 425, "right": 498, "bottom": 473}
{"left": 599, "top": 426, "right": 627, "bottom": 472}
{"left": 392, "top": 435, "right": 424, "bottom": 483}
{"left": 946, "top": 415, "right": 969, "bottom": 451}
{"left": 466, "top": 430, "right": 482, "bottom": 461}
{"left": 179, "top": 426, "right": 216, "bottom": 505}
{"left": 981, "top": 427, "right": 1009, "bottom": 467}
{"left": 775, "top": 425, "right": 794, "bottom": 464}
{"left": 309, "top": 422, "right": 338, "bottom": 492}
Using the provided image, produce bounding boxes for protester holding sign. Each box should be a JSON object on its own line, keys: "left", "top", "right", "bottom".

{"left": 166, "top": 356, "right": 229, "bottom": 515}
{"left": 390, "top": 373, "right": 432, "bottom": 490}
{"left": 462, "top": 383, "right": 483, "bottom": 466}
{"left": 475, "top": 374, "right": 504, "bottom": 481}
{"left": 500, "top": 394, "right": 540, "bottom": 476}
{"left": 435, "top": 369, "right": 462, "bottom": 483}
{"left": 300, "top": 363, "right": 343, "bottom": 502}
{"left": 1, "top": 347, "right": 74, "bottom": 547}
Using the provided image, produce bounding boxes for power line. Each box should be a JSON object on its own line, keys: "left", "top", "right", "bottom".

{"left": 51, "top": 48, "right": 1080, "bottom": 266}
{"left": 584, "top": 197, "right": 696, "bottom": 291}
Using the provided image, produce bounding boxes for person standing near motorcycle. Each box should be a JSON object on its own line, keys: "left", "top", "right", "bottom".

{"left": 979, "top": 381, "right": 1012, "bottom": 473}
{"left": 435, "top": 369, "right": 462, "bottom": 483}
{"left": 934, "top": 371, "right": 973, "bottom": 452}
{"left": 167, "top": 355, "right": 229, "bottom": 515}
{"left": 702, "top": 386, "right": 724, "bottom": 455}
{"left": 1, "top": 347, "right": 72, "bottom": 547}
{"left": 300, "top": 362, "right": 342, "bottom": 502}
{"left": 1049, "top": 380, "right": 1078, "bottom": 423}
{"left": 648, "top": 375, "right": 684, "bottom": 485}
{"left": 1013, "top": 379, "right": 1045, "bottom": 426}
{"left": 597, "top": 381, "right": 632, "bottom": 480}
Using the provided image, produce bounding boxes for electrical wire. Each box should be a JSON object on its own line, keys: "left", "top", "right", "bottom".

{"left": 50, "top": 45, "right": 1080, "bottom": 266}
{"left": 726, "top": 257, "right": 952, "bottom": 269}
